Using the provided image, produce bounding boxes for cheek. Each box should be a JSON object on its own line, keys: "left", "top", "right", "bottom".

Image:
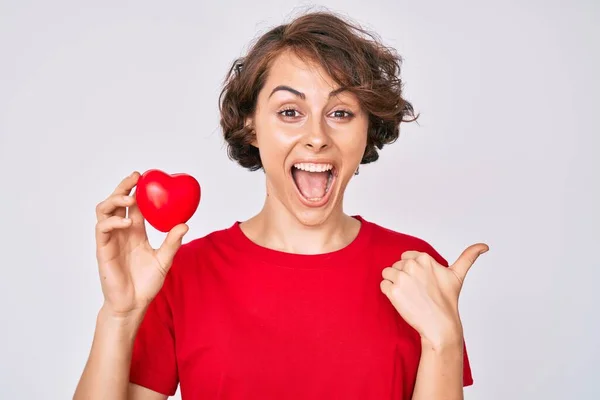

{"left": 338, "top": 129, "right": 368, "bottom": 160}
{"left": 255, "top": 122, "right": 302, "bottom": 164}
{"left": 257, "top": 141, "right": 282, "bottom": 170}
{"left": 255, "top": 133, "right": 292, "bottom": 175}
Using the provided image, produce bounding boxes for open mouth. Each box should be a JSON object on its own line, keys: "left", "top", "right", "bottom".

{"left": 290, "top": 162, "right": 337, "bottom": 207}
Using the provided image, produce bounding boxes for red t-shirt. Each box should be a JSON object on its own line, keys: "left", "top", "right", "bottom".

{"left": 130, "top": 216, "right": 473, "bottom": 398}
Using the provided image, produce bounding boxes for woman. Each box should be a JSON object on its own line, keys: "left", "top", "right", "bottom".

{"left": 74, "top": 10, "right": 487, "bottom": 400}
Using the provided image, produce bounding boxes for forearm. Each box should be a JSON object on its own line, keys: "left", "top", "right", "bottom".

{"left": 73, "top": 306, "right": 145, "bottom": 400}
{"left": 411, "top": 337, "right": 465, "bottom": 400}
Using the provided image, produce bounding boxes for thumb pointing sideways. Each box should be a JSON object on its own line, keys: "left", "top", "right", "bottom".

{"left": 449, "top": 243, "right": 489, "bottom": 284}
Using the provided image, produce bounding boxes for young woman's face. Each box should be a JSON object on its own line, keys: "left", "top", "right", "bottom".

{"left": 248, "top": 50, "right": 369, "bottom": 226}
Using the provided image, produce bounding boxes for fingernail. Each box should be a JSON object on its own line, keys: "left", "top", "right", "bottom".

{"left": 123, "top": 218, "right": 131, "bottom": 223}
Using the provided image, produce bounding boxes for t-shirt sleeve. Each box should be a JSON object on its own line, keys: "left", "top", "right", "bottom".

{"left": 423, "top": 242, "right": 474, "bottom": 387}
{"left": 129, "top": 278, "right": 179, "bottom": 395}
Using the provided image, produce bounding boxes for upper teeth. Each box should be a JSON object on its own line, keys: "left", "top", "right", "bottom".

{"left": 293, "top": 163, "right": 334, "bottom": 172}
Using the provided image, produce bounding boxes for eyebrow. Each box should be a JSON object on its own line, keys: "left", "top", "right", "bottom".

{"left": 268, "top": 85, "right": 348, "bottom": 100}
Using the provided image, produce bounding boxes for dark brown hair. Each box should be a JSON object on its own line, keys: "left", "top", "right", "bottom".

{"left": 219, "top": 10, "right": 417, "bottom": 171}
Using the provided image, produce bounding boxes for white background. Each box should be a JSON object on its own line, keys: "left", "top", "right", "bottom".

{"left": 1, "top": 0, "right": 598, "bottom": 399}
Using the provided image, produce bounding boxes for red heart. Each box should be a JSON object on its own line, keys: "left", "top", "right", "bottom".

{"left": 135, "top": 169, "right": 201, "bottom": 232}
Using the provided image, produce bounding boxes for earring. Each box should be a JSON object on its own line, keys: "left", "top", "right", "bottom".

{"left": 354, "top": 166, "right": 360, "bottom": 176}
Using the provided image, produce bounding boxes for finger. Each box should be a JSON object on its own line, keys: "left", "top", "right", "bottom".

{"left": 449, "top": 243, "right": 489, "bottom": 283}
{"left": 382, "top": 266, "right": 401, "bottom": 283}
{"left": 380, "top": 279, "right": 393, "bottom": 296}
{"left": 95, "top": 216, "right": 132, "bottom": 245}
{"left": 380, "top": 272, "right": 408, "bottom": 297}
{"left": 111, "top": 171, "right": 140, "bottom": 197}
{"left": 95, "top": 172, "right": 139, "bottom": 220}
{"left": 394, "top": 259, "right": 422, "bottom": 277}
{"left": 126, "top": 193, "right": 144, "bottom": 225}
{"left": 391, "top": 260, "right": 404, "bottom": 271}
{"left": 400, "top": 250, "right": 423, "bottom": 260}
{"left": 96, "top": 194, "right": 135, "bottom": 221}
{"left": 155, "top": 224, "right": 189, "bottom": 274}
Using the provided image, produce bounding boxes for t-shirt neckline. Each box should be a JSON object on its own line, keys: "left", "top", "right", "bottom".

{"left": 226, "top": 215, "right": 371, "bottom": 269}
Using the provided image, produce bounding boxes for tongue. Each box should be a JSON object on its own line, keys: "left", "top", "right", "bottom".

{"left": 293, "top": 169, "right": 329, "bottom": 199}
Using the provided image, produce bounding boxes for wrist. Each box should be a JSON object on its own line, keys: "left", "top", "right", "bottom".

{"left": 421, "top": 335, "right": 463, "bottom": 353}
{"left": 421, "top": 321, "right": 464, "bottom": 352}
{"left": 98, "top": 304, "right": 146, "bottom": 332}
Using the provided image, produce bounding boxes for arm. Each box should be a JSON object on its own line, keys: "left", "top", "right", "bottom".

{"left": 381, "top": 244, "right": 488, "bottom": 400}
{"left": 73, "top": 306, "right": 167, "bottom": 400}
{"left": 75, "top": 172, "right": 187, "bottom": 399}
{"left": 411, "top": 336, "right": 465, "bottom": 400}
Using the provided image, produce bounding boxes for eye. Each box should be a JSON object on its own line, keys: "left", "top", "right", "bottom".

{"left": 330, "top": 109, "right": 355, "bottom": 120}
{"left": 278, "top": 107, "right": 302, "bottom": 120}
{"left": 277, "top": 107, "right": 355, "bottom": 121}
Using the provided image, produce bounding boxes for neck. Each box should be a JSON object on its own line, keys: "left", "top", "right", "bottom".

{"left": 240, "top": 189, "right": 360, "bottom": 255}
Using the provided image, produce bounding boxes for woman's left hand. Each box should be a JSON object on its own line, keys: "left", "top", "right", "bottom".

{"left": 381, "top": 243, "right": 489, "bottom": 348}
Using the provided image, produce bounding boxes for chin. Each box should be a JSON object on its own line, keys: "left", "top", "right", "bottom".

{"left": 292, "top": 206, "right": 338, "bottom": 227}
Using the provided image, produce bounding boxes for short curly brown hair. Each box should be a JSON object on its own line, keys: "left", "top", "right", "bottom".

{"left": 219, "top": 11, "right": 418, "bottom": 171}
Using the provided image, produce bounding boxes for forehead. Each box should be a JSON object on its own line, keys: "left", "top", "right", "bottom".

{"left": 264, "top": 50, "right": 339, "bottom": 94}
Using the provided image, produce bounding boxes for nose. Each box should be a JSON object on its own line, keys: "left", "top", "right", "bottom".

{"left": 304, "top": 118, "right": 331, "bottom": 152}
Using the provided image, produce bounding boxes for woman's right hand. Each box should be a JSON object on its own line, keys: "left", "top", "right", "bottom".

{"left": 94, "top": 171, "right": 189, "bottom": 317}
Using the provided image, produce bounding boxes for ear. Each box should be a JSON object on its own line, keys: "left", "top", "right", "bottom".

{"left": 245, "top": 117, "right": 258, "bottom": 148}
